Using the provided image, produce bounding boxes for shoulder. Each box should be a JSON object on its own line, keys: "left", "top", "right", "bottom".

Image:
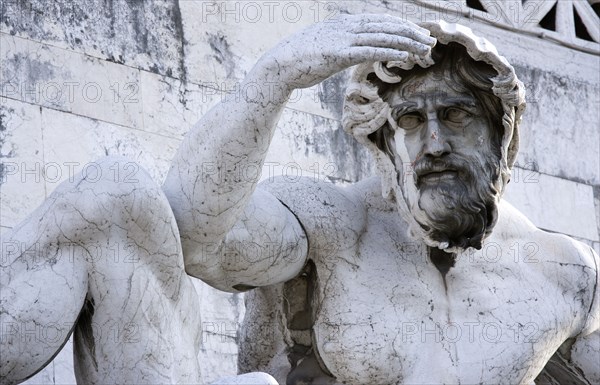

{"left": 497, "top": 199, "right": 597, "bottom": 265}
{"left": 257, "top": 176, "right": 375, "bottom": 253}
{"left": 496, "top": 199, "right": 596, "bottom": 264}
{"left": 496, "top": 199, "right": 599, "bottom": 336}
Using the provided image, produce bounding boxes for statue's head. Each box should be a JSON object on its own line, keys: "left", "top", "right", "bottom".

{"left": 343, "top": 21, "right": 526, "bottom": 252}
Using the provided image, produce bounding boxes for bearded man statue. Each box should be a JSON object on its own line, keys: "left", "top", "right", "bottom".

{"left": 2, "top": 14, "right": 598, "bottom": 385}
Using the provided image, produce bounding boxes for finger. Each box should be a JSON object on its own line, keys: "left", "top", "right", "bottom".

{"left": 344, "top": 47, "right": 410, "bottom": 64}
{"left": 347, "top": 13, "right": 431, "bottom": 36}
{"left": 353, "top": 22, "right": 436, "bottom": 46}
{"left": 352, "top": 33, "right": 432, "bottom": 55}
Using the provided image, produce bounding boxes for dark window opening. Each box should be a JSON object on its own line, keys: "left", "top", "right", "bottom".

{"left": 466, "top": 0, "right": 486, "bottom": 12}
{"left": 592, "top": 3, "right": 600, "bottom": 19}
{"left": 539, "top": 3, "right": 557, "bottom": 31}
{"left": 574, "top": 6, "right": 595, "bottom": 42}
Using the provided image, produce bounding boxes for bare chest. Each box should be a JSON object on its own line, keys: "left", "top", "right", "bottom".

{"left": 310, "top": 229, "right": 577, "bottom": 384}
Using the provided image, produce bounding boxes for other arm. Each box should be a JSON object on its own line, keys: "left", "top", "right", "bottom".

{"left": 570, "top": 245, "right": 600, "bottom": 382}
{"left": 536, "top": 245, "right": 599, "bottom": 383}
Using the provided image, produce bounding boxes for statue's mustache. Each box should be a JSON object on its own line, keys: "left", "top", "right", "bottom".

{"left": 413, "top": 155, "right": 476, "bottom": 186}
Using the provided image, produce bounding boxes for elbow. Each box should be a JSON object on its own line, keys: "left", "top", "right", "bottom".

{"left": 184, "top": 256, "right": 253, "bottom": 294}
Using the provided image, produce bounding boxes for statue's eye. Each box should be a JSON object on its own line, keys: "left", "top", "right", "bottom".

{"left": 443, "top": 107, "right": 471, "bottom": 124}
{"left": 397, "top": 113, "right": 423, "bottom": 130}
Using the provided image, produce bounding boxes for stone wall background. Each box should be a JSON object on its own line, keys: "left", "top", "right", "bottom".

{"left": 1, "top": 0, "right": 598, "bottom": 383}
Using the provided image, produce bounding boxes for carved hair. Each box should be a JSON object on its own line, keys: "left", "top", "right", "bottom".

{"left": 342, "top": 21, "right": 526, "bottom": 249}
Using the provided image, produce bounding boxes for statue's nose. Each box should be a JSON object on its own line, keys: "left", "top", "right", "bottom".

{"left": 422, "top": 118, "right": 451, "bottom": 158}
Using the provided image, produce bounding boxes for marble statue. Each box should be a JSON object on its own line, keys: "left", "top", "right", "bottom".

{"left": 162, "top": 15, "right": 599, "bottom": 384}
{"left": 1, "top": 13, "right": 598, "bottom": 385}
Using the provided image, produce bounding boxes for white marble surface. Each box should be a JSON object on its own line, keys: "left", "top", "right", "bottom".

{"left": 0, "top": 97, "right": 46, "bottom": 228}
{"left": 516, "top": 68, "right": 600, "bottom": 186}
{"left": 242, "top": 177, "right": 600, "bottom": 384}
{"left": 1, "top": 33, "right": 143, "bottom": 129}
{"left": 504, "top": 168, "right": 599, "bottom": 241}
{"left": 178, "top": 1, "right": 352, "bottom": 122}
{"left": 40, "top": 107, "right": 178, "bottom": 186}
{"left": 139, "top": 70, "right": 212, "bottom": 139}
{"left": 1, "top": 157, "right": 278, "bottom": 384}
{"left": 0, "top": 0, "right": 186, "bottom": 79}
{"left": 1, "top": 1, "right": 599, "bottom": 383}
{"left": 1, "top": 158, "right": 201, "bottom": 383}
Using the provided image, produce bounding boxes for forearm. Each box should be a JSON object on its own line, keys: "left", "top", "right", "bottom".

{"left": 163, "top": 63, "right": 293, "bottom": 256}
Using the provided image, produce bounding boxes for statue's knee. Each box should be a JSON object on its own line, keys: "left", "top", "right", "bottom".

{"left": 64, "top": 157, "right": 168, "bottom": 225}
{"left": 85, "top": 156, "right": 156, "bottom": 190}
{"left": 68, "top": 157, "right": 160, "bottom": 202}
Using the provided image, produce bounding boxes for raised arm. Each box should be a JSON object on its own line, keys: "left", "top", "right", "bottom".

{"left": 162, "top": 14, "right": 435, "bottom": 289}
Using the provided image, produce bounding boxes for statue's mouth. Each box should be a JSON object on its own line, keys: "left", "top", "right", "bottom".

{"left": 416, "top": 164, "right": 461, "bottom": 186}
{"left": 418, "top": 169, "right": 458, "bottom": 184}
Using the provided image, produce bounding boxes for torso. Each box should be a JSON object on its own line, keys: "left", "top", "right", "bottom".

{"left": 244, "top": 177, "right": 596, "bottom": 384}
{"left": 313, "top": 206, "right": 575, "bottom": 384}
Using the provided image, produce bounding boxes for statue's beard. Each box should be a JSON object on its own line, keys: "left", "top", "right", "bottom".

{"left": 406, "top": 153, "right": 501, "bottom": 250}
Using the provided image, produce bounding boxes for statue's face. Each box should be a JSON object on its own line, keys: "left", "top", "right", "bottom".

{"left": 384, "top": 71, "right": 501, "bottom": 250}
